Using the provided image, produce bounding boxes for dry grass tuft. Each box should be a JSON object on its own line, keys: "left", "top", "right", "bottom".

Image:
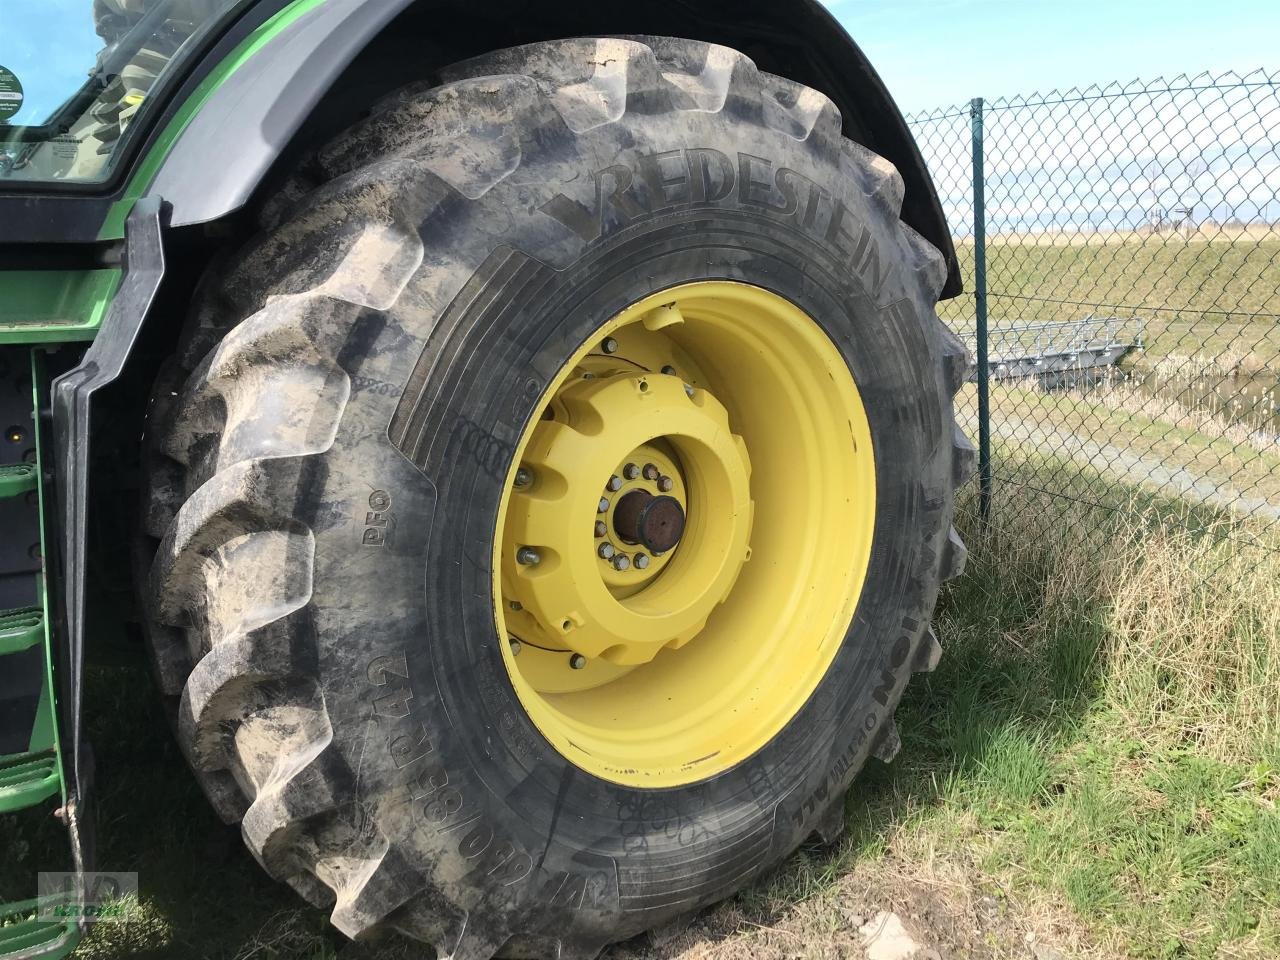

{"left": 1071, "top": 380, "right": 1278, "bottom": 452}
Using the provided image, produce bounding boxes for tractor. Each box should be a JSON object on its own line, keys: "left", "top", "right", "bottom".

{"left": 0, "top": 1, "right": 973, "bottom": 956}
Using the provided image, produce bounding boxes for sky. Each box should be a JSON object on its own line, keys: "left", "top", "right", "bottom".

{"left": 0, "top": 1, "right": 108, "bottom": 124}
{"left": 829, "top": 0, "right": 1280, "bottom": 113}
{"left": 830, "top": 0, "right": 1280, "bottom": 234}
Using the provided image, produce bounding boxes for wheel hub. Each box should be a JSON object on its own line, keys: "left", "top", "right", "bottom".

{"left": 502, "top": 364, "right": 753, "bottom": 670}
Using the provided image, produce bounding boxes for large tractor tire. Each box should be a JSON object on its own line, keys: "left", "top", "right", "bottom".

{"left": 139, "top": 36, "right": 972, "bottom": 959}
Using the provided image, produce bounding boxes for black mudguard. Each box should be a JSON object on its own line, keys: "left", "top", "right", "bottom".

{"left": 147, "top": 0, "right": 960, "bottom": 297}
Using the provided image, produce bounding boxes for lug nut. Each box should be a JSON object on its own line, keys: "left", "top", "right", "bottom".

{"left": 508, "top": 600, "right": 523, "bottom": 612}
{"left": 602, "top": 337, "right": 619, "bottom": 355}
{"left": 598, "top": 543, "right": 616, "bottom": 561}
{"left": 643, "top": 463, "right": 660, "bottom": 481}
{"left": 635, "top": 553, "right": 650, "bottom": 570}
{"left": 662, "top": 365, "right": 677, "bottom": 376}
{"left": 516, "top": 547, "right": 541, "bottom": 566}
{"left": 510, "top": 639, "right": 523, "bottom": 656}
{"left": 514, "top": 467, "right": 534, "bottom": 488}
{"left": 606, "top": 475, "right": 623, "bottom": 492}
{"left": 598, "top": 497, "right": 610, "bottom": 514}
{"left": 684, "top": 383, "right": 696, "bottom": 398}
{"left": 624, "top": 463, "right": 640, "bottom": 480}
{"left": 658, "top": 476, "right": 674, "bottom": 493}
{"left": 612, "top": 554, "right": 631, "bottom": 572}
{"left": 570, "top": 653, "right": 588, "bottom": 670}
{"left": 594, "top": 521, "right": 607, "bottom": 538}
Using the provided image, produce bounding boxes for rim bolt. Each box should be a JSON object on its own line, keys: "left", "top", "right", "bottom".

{"left": 570, "top": 654, "right": 587, "bottom": 670}
{"left": 598, "top": 497, "right": 610, "bottom": 514}
{"left": 510, "top": 639, "right": 523, "bottom": 656}
{"left": 602, "top": 337, "right": 619, "bottom": 355}
{"left": 514, "top": 467, "right": 533, "bottom": 488}
{"left": 612, "top": 554, "right": 631, "bottom": 572}
{"left": 606, "top": 475, "right": 623, "bottom": 492}
{"left": 684, "top": 383, "right": 696, "bottom": 399}
{"left": 516, "top": 547, "right": 541, "bottom": 566}
{"left": 635, "top": 553, "right": 650, "bottom": 570}
{"left": 623, "top": 463, "right": 640, "bottom": 481}
{"left": 658, "top": 476, "right": 674, "bottom": 493}
{"left": 583, "top": 372, "right": 597, "bottom": 380}
{"left": 594, "top": 521, "right": 607, "bottom": 538}
{"left": 598, "top": 543, "right": 616, "bottom": 561}
{"left": 643, "top": 463, "right": 660, "bottom": 481}
{"left": 662, "top": 365, "right": 677, "bottom": 376}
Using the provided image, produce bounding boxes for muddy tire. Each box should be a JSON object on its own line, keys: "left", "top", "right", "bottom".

{"left": 139, "top": 36, "right": 972, "bottom": 959}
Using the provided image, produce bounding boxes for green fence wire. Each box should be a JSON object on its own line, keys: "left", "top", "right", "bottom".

{"left": 907, "top": 71, "right": 1280, "bottom": 555}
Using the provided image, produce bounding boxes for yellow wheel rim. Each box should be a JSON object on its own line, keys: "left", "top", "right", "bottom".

{"left": 493, "top": 281, "right": 875, "bottom": 787}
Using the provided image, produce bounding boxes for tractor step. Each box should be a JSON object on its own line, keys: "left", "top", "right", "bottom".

{"left": 0, "top": 896, "right": 80, "bottom": 960}
{"left": 0, "top": 464, "right": 37, "bottom": 500}
{"left": 0, "top": 608, "right": 43, "bottom": 656}
{"left": 0, "top": 750, "right": 60, "bottom": 810}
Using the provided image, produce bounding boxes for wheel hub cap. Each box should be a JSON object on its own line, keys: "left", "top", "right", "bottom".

{"left": 504, "top": 368, "right": 753, "bottom": 668}
{"left": 613, "top": 491, "right": 685, "bottom": 552}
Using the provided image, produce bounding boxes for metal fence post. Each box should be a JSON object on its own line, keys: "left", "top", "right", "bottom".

{"left": 970, "top": 96, "right": 993, "bottom": 522}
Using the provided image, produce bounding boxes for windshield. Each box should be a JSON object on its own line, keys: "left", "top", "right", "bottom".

{"left": 0, "top": 0, "right": 243, "bottom": 185}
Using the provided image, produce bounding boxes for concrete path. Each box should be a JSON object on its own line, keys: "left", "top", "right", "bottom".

{"left": 988, "top": 417, "right": 1280, "bottom": 524}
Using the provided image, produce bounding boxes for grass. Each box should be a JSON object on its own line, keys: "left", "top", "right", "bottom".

{"left": 688, "top": 461, "right": 1280, "bottom": 959}
{"left": 4, "top": 456, "right": 1280, "bottom": 958}
{"left": 940, "top": 231, "right": 1280, "bottom": 365}
{"left": 955, "top": 380, "right": 1280, "bottom": 515}
{"left": 916, "top": 476, "right": 1280, "bottom": 956}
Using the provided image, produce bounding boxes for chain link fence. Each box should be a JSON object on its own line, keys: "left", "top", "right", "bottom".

{"left": 908, "top": 71, "right": 1280, "bottom": 555}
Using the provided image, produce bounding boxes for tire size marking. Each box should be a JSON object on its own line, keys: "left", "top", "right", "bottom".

{"left": 364, "top": 653, "right": 540, "bottom": 891}
{"left": 367, "top": 653, "right": 432, "bottom": 766}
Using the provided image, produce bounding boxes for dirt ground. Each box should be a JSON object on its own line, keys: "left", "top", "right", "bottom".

{"left": 604, "top": 854, "right": 1095, "bottom": 960}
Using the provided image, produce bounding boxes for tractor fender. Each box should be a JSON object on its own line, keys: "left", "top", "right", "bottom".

{"left": 148, "top": 0, "right": 961, "bottom": 298}
{"left": 147, "top": 0, "right": 408, "bottom": 231}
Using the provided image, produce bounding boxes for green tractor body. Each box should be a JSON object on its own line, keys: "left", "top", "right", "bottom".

{"left": 0, "top": 2, "right": 968, "bottom": 957}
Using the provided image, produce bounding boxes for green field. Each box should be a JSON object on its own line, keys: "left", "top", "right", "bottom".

{"left": 4, "top": 456, "right": 1279, "bottom": 960}
{"left": 958, "top": 381, "right": 1280, "bottom": 518}
{"left": 940, "top": 232, "right": 1280, "bottom": 364}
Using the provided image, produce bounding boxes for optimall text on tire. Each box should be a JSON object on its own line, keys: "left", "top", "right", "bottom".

{"left": 139, "top": 37, "right": 974, "bottom": 959}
